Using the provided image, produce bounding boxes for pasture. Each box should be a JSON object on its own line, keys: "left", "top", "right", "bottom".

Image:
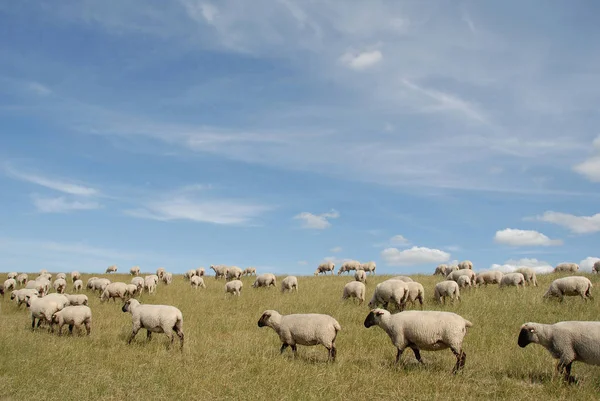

{"left": 1, "top": 271, "right": 600, "bottom": 400}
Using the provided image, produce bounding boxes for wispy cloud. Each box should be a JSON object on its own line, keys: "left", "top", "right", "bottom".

{"left": 32, "top": 195, "right": 101, "bottom": 213}
{"left": 494, "top": 228, "right": 563, "bottom": 247}
{"left": 340, "top": 50, "right": 382, "bottom": 71}
{"left": 330, "top": 246, "right": 342, "bottom": 253}
{"left": 5, "top": 163, "right": 98, "bottom": 196}
{"left": 490, "top": 258, "right": 554, "bottom": 274}
{"left": 26, "top": 81, "right": 52, "bottom": 96}
{"left": 293, "top": 209, "right": 339, "bottom": 229}
{"left": 381, "top": 246, "right": 450, "bottom": 266}
{"left": 572, "top": 136, "right": 600, "bottom": 182}
{"left": 530, "top": 211, "right": 600, "bottom": 234}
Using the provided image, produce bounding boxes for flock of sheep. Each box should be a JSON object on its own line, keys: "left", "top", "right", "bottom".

{"left": 2, "top": 258, "right": 600, "bottom": 384}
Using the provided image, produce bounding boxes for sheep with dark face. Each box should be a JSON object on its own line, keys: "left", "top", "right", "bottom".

{"left": 122, "top": 299, "right": 184, "bottom": 350}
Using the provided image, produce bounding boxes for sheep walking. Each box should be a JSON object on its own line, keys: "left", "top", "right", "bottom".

{"left": 156, "top": 267, "right": 166, "bottom": 279}
{"left": 196, "top": 267, "right": 206, "bottom": 277}
{"left": 456, "top": 275, "right": 472, "bottom": 289}
{"left": 281, "top": 276, "right": 298, "bottom": 293}
{"left": 242, "top": 267, "right": 256, "bottom": 276}
{"left": 499, "top": 273, "right": 525, "bottom": 288}
{"left": 210, "top": 265, "right": 228, "bottom": 280}
{"left": 191, "top": 276, "right": 206, "bottom": 289}
{"left": 225, "top": 280, "right": 243, "bottom": 296}
{"left": 458, "top": 260, "right": 473, "bottom": 270}
{"left": 593, "top": 261, "right": 600, "bottom": 274}
{"left": 257, "top": 310, "right": 341, "bottom": 362}
{"left": 122, "top": 299, "right": 184, "bottom": 350}
{"left": 354, "top": 270, "right": 367, "bottom": 283}
{"left": 253, "top": 273, "right": 276, "bottom": 288}
{"left": 368, "top": 280, "right": 409, "bottom": 311}
{"left": 543, "top": 277, "right": 593, "bottom": 302}
{"left": 73, "top": 280, "right": 83, "bottom": 292}
{"left": 516, "top": 267, "right": 538, "bottom": 287}
{"left": 106, "top": 265, "right": 118, "bottom": 274}
{"left": 162, "top": 272, "right": 173, "bottom": 285}
{"left": 16, "top": 273, "right": 28, "bottom": 286}
{"left": 53, "top": 278, "right": 67, "bottom": 294}
{"left": 446, "top": 269, "right": 476, "bottom": 286}
{"left": 4, "top": 279, "right": 16, "bottom": 292}
{"left": 475, "top": 271, "right": 503, "bottom": 286}
{"left": 434, "top": 264, "right": 448, "bottom": 276}
{"left": 554, "top": 263, "right": 579, "bottom": 273}
{"left": 226, "top": 266, "right": 243, "bottom": 281}
{"left": 404, "top": 282, "right": 425, "bottom": 308}
{"left": 130, "top": 266, "right": 141, "bottom": 276}
{"left": 184, "top": 269, "right": 197, "bottom": 281}
{"left": 51, "top": 306, "right": 92, "bottom": 336}
{"left": 338, "top": 260, "right": 360, "bottom": 275}
{"left": 360, "top": 261, "right": 376, "bottom": 275}
{"left": 342, "top": 281, "right": 366, "bottom": 305}
{"left": 100, "top": 282, "right": 129, "bottom": 302}
{"left": 434, "top": 281, "right": 460, "bottom": 304}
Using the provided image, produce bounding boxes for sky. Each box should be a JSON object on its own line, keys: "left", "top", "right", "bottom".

{"left": 1, "top": 1, "right": 600, "bottom": 276}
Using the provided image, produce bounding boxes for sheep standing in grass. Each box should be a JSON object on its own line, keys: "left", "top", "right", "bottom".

{"left": 130, "top": 266, "right": 141, "bottom": 276}
{"left": 7, "top": 272, "right": 17, "bottom": 280}
{"left": 125, "top": 284, "right": 138, "bottom": 298}
{"left": 101, "top": 282, "right": 129, "bottom": 302}
{"left": 354, "top": 270, "right": 367, "bottom": 283}
{"left": 56, "top": 273, "right": 67, "bottom": 281}
{"left": 38, "top": 273, "right": 52, "bottom": 281}
{"left": 516, "top": 267, "right": 538, "bottom": 287}
{"left": 26, "top": 295, "right": 65, "bottom": 331}
{"left": 456, "top": 275, "right": 472, "bottom": 289}
{"left": 53, "top": 278, "right": 67, "bottom": 294}
{"left": 86, "top": 277, "right": 99, "bottom": 288}
{"left": 458, "top": 260, "right": 473, "bottom": 270}
{"left": 434, "top": 281, "right": 461, "bottom": 304}
{"left": 131, "top": 277, "right": 144, "bottom": 293}
{"left": 26, "top": 280, "right": 47, "bottom": 296}
{"left": 191, "top": 276, "right": 206, "bottom": 289}
{"left": 11, "top": 289, "right": 39, "bottom": 307}
{"left": 71, "top": 271, "right": 81, "bottom": 283}
{"left": 184, "top": 269, "right": 197, "bottom": 281}
{"left": 90, "top": 278, "right": 111, "bottom": 294}
{"left": 16, "top": 273, "right": 28, "bottom": 286}
{"left": 314, "top": 262, "right": 335, "bottom": 276}
{"left": 156, "top": 267, "right": 166, "bottom": 279}
{"left": 257, "top": 310, "right": 341, "bottom": 362}
{"left": 253, "top": 273, "right": 276, "bottom": 288}
{"left": 518, "top": 321, "right": 600, "bottom": 383}
{"left": 499, "top": 273, "right": 525, "bottom": 288}
{"left": 210, "top": 265, "right": 228, "bottom": 280}
{"left": 475, "top": 271, "right": 503, "bottom": 286}
{"left": 162, "top": 272, "right": 172, "bottom": 285}
{"left": 364, "top": 308, "right": 472, "bottom": 374}
{"left": 593, "top": 261, "right": 600, "bottom": 274}
{"left": 404, "top": 282, "right": 425, "bottom": 308}
{"left": 196, "top": 267, "right": 206, "bottom": 277}
{"left": 34, "top": 277, "right": 51, "bottom": 295}
{"left": 543, "top": 277, "right": 593, "bottom": 302}
{"left": 390, "top": 276, "right": 413, "bottom": 283}
{"left": 51, "top": 305, "right": 92, "bottom": 336}
{"left": 226, "top": 266, "right": 243, "bottom": 281}
{"left": 434, "top": 264, "right": 448, "bottom": 276}
{"left": 122, "top": 299, "right": 184, "bottom": 350}
{"left": 4, "top": 278, "right": 16, "bottom": 292}
{"left": 106, "top": 265, "right": 118, "bottom": 274}
{"left": 446, "top": 269, "right": 476, "bottom": 286}
{"left": 144, "top": 276, "right": 157, "bottom": 294}
{"left": 338, "top": 260, "right": 360, "bottom": 275}
{"left": 342, "top": 281, "right": 366, "bottom": 305}
{"left": 281, "top": 276, "right": 298, "bottom": 293}
{"left": 360, "top": 261, "right": 376, "bottom": 275}
{"left": 65, "top": 294, "right": 88, "bottom": 306}
{"left": 72, "top": 280, "right": 83, "bottom": 292}
{"left": 554, "top": 263, "right": 579, "bottom": 273}
{"left": 368, "top": 279, "right": 409, "bottom": 311}
{"left": 225, "top": 280, "right": 243, "bottom": 296}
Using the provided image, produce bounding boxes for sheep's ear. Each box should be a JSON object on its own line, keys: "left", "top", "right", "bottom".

{"left": 529, "top": 328, "right": 535, "bottom": 333}
{"left": 375, "top": 310, "right": 384, "bottom": 316}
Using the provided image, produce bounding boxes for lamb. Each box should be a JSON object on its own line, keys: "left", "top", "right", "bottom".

{"left": 64, "top": 293, "right": 88, "bottom": 306}
{"left": 446, "top": 269, "right": 476, "bottom": 286}
{"left": 16, "top": 273, "right": 28, "bottom": 285}
{"left": 4, "top": 278, "right": 16, "bottom": 291}
{"left": 360, "top": 261, "right": 376, "bottom": 275}
{"left": 593, "top": 261, "right": 600, "bottom": 274}
{"left": 210, "top": 265, "right": 228, "bottom": 280}
{"left": 518, "top": 321, "right": 600, "bottom": 383}
{"left": 131, "top": 277, "right": 144, "bottom": 293}
{"left": 499, "top": 272, "right": 525, "bottom": 288}
{"left": 281, "top": 276, "right": 298, "bottom": 293}
{"left": 122, "top": 299, "right": 184, "bottom": 349}
{"left": 390, "top": 276, "right": 414, "bottom": 283}
{"left": 73, "top": 279, "right": 83, "bottom": 292}
{"left": 184, "top": 269, "right": 197, "bottom": 281}
{"left": 253, "top": 273, "right": 277, "bottom": 288}
{"left": 56, "top": 273, "right": 67, "bottom": 280}
{"left": 7, "top": 272, "right": 18, "bottom": 280}
{"left": 125, "top": 284, "right": 139, "bottom": 298}
{"left": 456, "top": 275, "right": 472, "bottom": 289}
{"left": 404, "top": 282, "right": 425, "bottom": 308}
{"left": 71, "top": 271, "right": 81, "bottom": 282}
{"left": 434, "top": 264, "right": 448, "bottom": 276}
{"left": 105, "top": 265, "right": 118, "bottom": 273}
{"left": 434, "top": 281, "right": 461, "bottom": 304}
{"left": 458, "top": 260, "right": 473, "bottom": 270}
{"left": 225, "top": 280, "right": 243, "bottom": 296}
{"left": 554, "top": 263, "right": 579, "bottom": 273}
{"left": 196, "top": 267, "right": 206, "bottom": 277}
{"left": 257, "top": 310, "right": 341, "bottom": 362}
{"left": 475, "top": 271, "right": 503, "bottom": 286}
{"left": 190, "top": 276, "right": 206, "bottom": 289}
{"left": 368, "top": 279, "right": 409, "bottom": 311}
{"left": 314, "top": 262, "right": 335, "bottom": 276}
{"left": 10, "top": 289, "right": 39, "bottom": 307}
{"left": 162, "top": 272, "right": 172, "bottom": 285}
{"left": 156, "top": 267, "right": 166, "bottom": 279}
{"left": 26, "top": 295, "right": 66, "bottom": 331}
{"left": 543, "top": 276, "right": 593, "bottom": 302}
{"left": 130, "top": 266, "right": 141, "bottom": 276}
{"left": 242, "top": 267, "right": 256, "bottom": 276}
{"left": 354, "top": 270, "right": 367, "bottom": 283}
{"left": 342, "top": 281, "right": 366, "bottom": 305}
{"left": 364, "top": 309, "right": 472, "bottom": 373}
{"left": 51, "top": 305, "right": 92, "bottom": 336}
{"left": 338, "top": 260, "right": 361, "bottom": 275}
{"left": 226, "top": 266, "right": 243, "bottom": 281}
{"left": 516, "top": 267, "right": 538, "bottom": 287}
{"left": 53, "top": 278, "right": 67, "bottom": 294}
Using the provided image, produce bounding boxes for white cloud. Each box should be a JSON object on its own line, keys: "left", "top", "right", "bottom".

{"left": 573, "top": 136, "right": 600, "bottom": 182}
{"left": 444, "top": 245, "right": 461, "bottom": 252}
{"left": 26, "top": 81, "right": 52, "bottom": 96}
{"left": 294, "top": 209, "right": 339, "bottom": 229}
{"left": 489, "top": 258, "right": 554, "bottom": 274}
{"left": 389, "top": 235, "right": 409, "bottom": 246}
{"left": 532, "top": 211, "right": 600, "bottom": 234}
{"left": 381, "top": 246, "right": 450, "bottom": 266}
{"left": 580, "top": 257, "right": 600, "bottom": 272}
{"left": 32, "top": 196, "right": 101, "bottom": 213}
{"left": 5, "top": 164, "right": 98, "bottom": 196}
{"left": 340, "top": 50, "right": 382, "bottom": 70}
{"left": 200, "top": 3, "right": 218, "bottom": 22}
{"left": 330, "top": 246, "right": 342, "bottom": 253}
{"left": 494, "top": 228, "right": 563, "bottom": 247}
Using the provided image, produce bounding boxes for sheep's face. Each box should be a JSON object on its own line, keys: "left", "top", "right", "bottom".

{"left": 364, "top": 309, "right": 388, "bottom": 328}
{"left": 257, "top": 311, "right": 275, "bottom": 327}
{"left": 51, "top": 313, "right": 60, "bottom": 324}
{"left": 122, "top": 301, "right": 132, "bottom": 313}
{"left": 518, "top": 323, "right": 539, "bottom": 347}
{"left": 10, "top": 291, "right": 16, "bottom": 300}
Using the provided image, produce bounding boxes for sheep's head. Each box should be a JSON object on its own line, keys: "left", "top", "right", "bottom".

{"left": 364, "top": 309, "right": 389, "bottom": 328}
{"left": 10, "top": 291, "right": 16, "bottom": 300}
{"left": 122, "top": 300, "right": 132, "bottom": 313}
{"left": 518, "top": 323, "right": 540, "bottom": 347}
{"left": 257, "top": 310, "right": 277, "bottom": 327}
{"left": 51, "top": 312, "right": 60, "bottom": 324}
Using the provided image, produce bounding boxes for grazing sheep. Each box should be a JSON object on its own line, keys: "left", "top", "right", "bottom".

{"left": 53, "top": 278, "right": 67, "bottom": 294}
{"left": 516, "top": 267, "right": 538, "bottom": 287}
{"left": 390, "top": 276, "right": 414, "bottom": 283}
{"left": 342, "top": 281, "right": 366, "bottom": 305}
{"left": 106, "top": 265, "right": 118, "bottom": 274}
{"left": 475, "top": 271, "right": 503, "bottom": 286}
{"left": 447, "top": 265, "right": 459, "bottom": 273}
{"left": 456, "top": 275, "right": 472, "bottom": 289}
{"left": 10, "top": 289, "right": 39, "bottom": 307}
{"left": 162, "top": 272, "right": 173, "bottom": 285}
{"left": 593, "top": 261, "right": 600, "bottom": 274}
{"left": 281, "top": 276, "right": 298, "bottom": 293}
{"left": 190, "top": 276, "right": 206, "bottom": 289}
{"left": 543, "top": 276, "right": 593, "bottom": 302}
{"left": 404, "top": 282, "right": 425, "bottom": 308}
{"left": 144, "top": 276, "right": 157, "bottom": 294}
{"left": 131, "top": 277, "right": 144, "bottom": 293}
{"left": 51, "top": 306, "right": 92, "bottom": 336}
{"left": 368, "top": 279, "right": 409, "bottom": 311}
{"left": 314, "top": 262, "right": 335, "bottom": 276}
{"left": 122, "top": 299, "right": 184, "bottom": 350}
{"left": 434, "top": 281, "right": 461, "bottom": 304}
{"left": 130, "top": 266, "right": 141, "bottom": 276}
{"left": 196, "top": 267, "right": 206, "bottom": 277}
{"left": 338, "top": 260, "right": 361, "bottom": 275}
{"left": 364, "top": 309, "right": 472, "bottom": 374}
{"left": 354, "top": 270, "right": 367, "bottom": 283}
{"left": 86, "top": 277, "right": 99, "bottom": 288}
{"left": 90, "top": 278, "right": 111, "bottom": 293}
{"left": 184, "top": 269, "right": 197, "bottom": 281}
{"left": 156, "top": 267, "right": 166, "bottom": 279}
{"left": 7, "top": 272, "right": 18, "bottom": 280}
{"left": 499, "top": 273, "right": 526, "bottom": 288}
{"left": 210, "top": 265, "right": 228, "bottom": 280}
{"left": 257, "top": 310, "right": 341, "bottom": 362}
{"left": 446, "top": 269, "right": 476, "bottom": 286}
{"left": 434, "top": 264, "right": 448, "bottom": 276}
{"left": 226, "top": 266, "right": 243, "bottom": 281}
{"left": 518, "top": 321, "right": 600, "bottom": 383}
{"left": 56, "top": 273, "right": 67, "bottom": 281}
{"left": 360, "top": 261, "right": 377, "bottom": 275}
{"left": 42, "top": 293, "right": 71, "bottom": 310}
{"left": 242, "top": 267, "right": 256, "bottom": 276}
{"left": 225, "top": 280, "right": 243, "bottom": 296}
{"left": 38, "top": 273, "right": 52, "bottom": 281}
{"left": 554, "top": 263, "right": 579, "bottom": 273}
{"left": 100, "top": 282, "right": 129, "bottom": 302}
{"left": 26, "top": 295, "right": 65, "bottom": 331}
{"left": 26, "top": 280, "right": 47, "bottom": 296}
{"left": 71, "top": 271, "right": 81, "bottom": 283}
{"left": 253, "top": 273, "right": 277, "bottom": 288}
{"left": 16, "top": 273, "right": 28, "bottom": 286}
{"left": 0, "top": 284, "right": 4, "bottom": 297}
{"left": 72, "top": 279, "right": 83, "bottom": 292}
{"left": 458, "top": 260, "right": 473, "bottom": 270}
{"left": 64, "top": 293, "right": 88, "bottom": 306}
{"left": 4, "top": 278, "right": 17, "bottom": 292}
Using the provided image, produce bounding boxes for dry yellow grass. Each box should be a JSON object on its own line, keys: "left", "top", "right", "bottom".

{"left": 1, "top": 271, "right": 600, "bottom": 400}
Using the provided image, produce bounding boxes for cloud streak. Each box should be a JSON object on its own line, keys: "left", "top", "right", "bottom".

{"left": 294, "top": 209, "right": 340, "bottom": 229}
{"left": 5, "top": 164, "right": 99, "bottom": 196}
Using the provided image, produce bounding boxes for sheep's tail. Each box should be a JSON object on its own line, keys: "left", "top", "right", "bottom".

{"left": 333, "top": 320, "right": 341, "bottom": 332}
{"left": 464, "top": 319, "right": 473, "bottom": 328}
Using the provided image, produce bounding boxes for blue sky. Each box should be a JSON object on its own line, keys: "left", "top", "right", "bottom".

{"left": 1, "top": 1, "right": 600, "bottom": 275}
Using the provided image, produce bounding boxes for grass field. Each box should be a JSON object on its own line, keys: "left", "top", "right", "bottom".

{"left": 1, "top": 271, "right": 600, "bottom": 400}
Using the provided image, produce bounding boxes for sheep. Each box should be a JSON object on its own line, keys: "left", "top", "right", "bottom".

{"left": 499, "top": 272, "right": 525, "bottom": 288}
{"left": 71, "top": 271, "right": 81, "bottom": 282}
{"left": 364, "top": 308, "right": 472, "bottom": 374}
{"left": 191, "top": 276, "right": 206, "bottom": 289}
{"left": 516, "top": 267, "right": 538, "bottom": 287}
{"left": 196, "top": 267, "right": 206, "bottom": 277}
{"left": 156, "top": 267, "right": 166, "bottom": 279}
{"left": 594, "top": 261, "right": 600, "bottom": 274}
{"left": 314, "top": 262, "right": 335, "bottom": 276}
{"left": 475, "top": 271, "right": 503, "bottom": 286}
{"left": 64, "top": 293, "right": 88, "bottom": 306}
{"left": 40, "top": 269, "right": 48, "bottom": 274}
{"left": 184, "top": 269, "right": 197, "bottom": 281}
{"left": 16, "top": 273, "right": 28, "bottom": 286}
{"left": 456, "top": 275, "right": 472, "bottom": 289}
{"left": 281, "top": 276, "right": 298, "bottom": 293}
{"left": 0, "top": 284, "right": 4, "bottom": 297}
{"left": 130, "top": 266, "right": 141, "bottom": 276}
{"left": 543, "top": 276, "right": 593, "bottom": 302}
{"left": 3, "top": 278, "right": 16, "bottom": 292}
{"left": 434, "top": 264, "right": 448, "bottom": 276}
{"left": 73, "top": 279, "right": 83, "bottom": 292}
{"left": 162, "top": 272, "right": 173, "bottom": 285}
{"left": 447, "top": 265, "right": 459, "bottom": 273}
{"left": 210, "top": 265, "right": 228, "bottom": 280}
{"left": 404, "top": 282, "right": 425, "bottom": 308}
{"left": 51, "top": 305, "right": 92, "bottom": 336}
{"left": 26, "top": 295, "right": 65, "bottom": 332}
{"left": 242, "top": 267, "right": 256, "bottom": 276}
{"left": 342, "top": 281, "right": 366, "bottom": 305}
{"left": 446, "top": 269, "right": 476, "bottom": 286}
{"left": 56, "top": 273, "right": 67, "bottom": 281}
{"left": 53, "top": 278, "right": 67, "bottom": 294}
{"left": 131, "top": 277, "right": 144, "bottom": 293}
{"left": 368, "top": 279, "right": 409, "bottom": 311}
{"left": 257, "top": 310, "right": 341, "bottom": 362}
{"left": 518, "top": 321, "right": 600, "bottom": 384}
{"left": 390, "top": 276, "right": 414, "bottom": 283}
{"left": 86, "top": 277, "right": 99, "bottom": 288}
{"left": 90, "top": 278, "right": 111, "bottom": 293}
{"left": 144, "top": 276, "right": 157, "bottom": 294}
{"left": 434, "top": 281, "right": 461, "bottom": 304}
{"left": 226, "top": 266, "right": 243, "bottom": 281}
{"left": 105, "top": 265, "right": 118, "bottom": 274}
{"left": 360, "top": 261, "right": 376, "bottom": 275}
{"left": 125, "top": 284, "right": 138, "bottom": 298}
{"left": 458, "top": 260, "right": 473, "bottom": 270}
{"left": 7, "top": 272, "right": 18, "bottom": 280}
{"left": 554, "top": 263, "right": 579, "bottom": 273}
{"left": 10, "top": 289, "right": 39, "bottom": 307}
{"left": 122, "top": 299, "right": 184, "bottom": 350}
{"left": 253, "top": 273, "right": 276, "bottom": 288}
{"left": 225, "top": 280, "right": 243, "bottom": 296}
{"left": 38, "top": 273, "right": 52, "bottom": 281}
{"left": 338, "top": 260, "right": 360, "bottom": 275}
{"left": 34, "top": 277, "right": 51, "bottom": 295}
{"left": 42, "top": 293, "right": 70, "bottom": 309}
{"left": 354, "top": 270, "right": 367, "bottom": 283}
{"left": 26, "top": 280, "right": 47, "bottom": 296}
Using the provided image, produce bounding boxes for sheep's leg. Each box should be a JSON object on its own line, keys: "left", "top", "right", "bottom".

{"left": 85, "top": 321, "right": 91, "bottom": 335}
{"left": 146, "top": 330, "right": 153, "bottom": 341}
{"left": 280, "top": 343, "right": 289, "bottom": 355}
{"left": 174, "top": 328, "right": 184, "bottom": 350}
{"left": 127, "top": 327, "right": 140, "bottom": 344}
{"left": 451, "top": 348, "right": 466, "bottom": 374}
{"left": 291, "top": 344, "right": 298, "bottom": 358}
{"left": 31, "top": 316, "right": 37, "bottom": 331}
{"left": 68, "top": 324, "right": 74, "bottom": 335}
{"left": 410, "top": 346, "right": 424, "bottom": 364}
{"left": 395, "top": 347, "right": 405, "bottom": 364}
{"left": 327, "top": 345, "right": 337, "bottom": 362}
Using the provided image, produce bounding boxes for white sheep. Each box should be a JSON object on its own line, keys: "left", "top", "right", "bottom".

{"left": 543, "top": 276, "right": 593, "bottom": 302}
{"left": 499, "top": 272, "right": 525, "bottom": 288}
{"left": 434, "top": 264, "right": 448, "bottom": 276}
{"left": 342, "top": 281, "right": 366, "bottom": 305}
{"left": 225, "top": 280, "right": 243, "bottom": 296}
{"left": 122, "top": 299, "right": 184, "bottom": 349}
{"left": 210, "top": 265, "right": 228, "bottom": 280}
{"left": 554, "top": 262, "right": 579, "bottom": 273}
{"left": 71, "top": 271, "right": 81, "bottom": 282}
{"left": 360, "top": 261, "right": 376, "bottom": 275}
{"left": 86, "top": 277, "right": 99, "bottom": 288}
{"left": 26, "top": 295, "right": 65, "bottom": 332}
{"left": 38, "top": 273, "right": 52, "bottom": 281}
{"left": 518, "top": 321, "right": 600, "bottom": 383}
{"left": 242, "top": 267, "right": 256, "bottom": 276}
{"left": 42, "top": 293, "right": 70, "bottom": 309}
{"left": 475, "top": 271, "right": 503, "bottom": 286}
{"left": 338, "top": 260, "right": 361, "bottom": 275}
{"left": 446, "top": 269, "right": 476, "bottom": 286}
{"left": 281, "top": 276, "right": 298, "bottom": 293}
{"left": 125, "top": 284, "right": 139, "bottom": 298}
{"left": 73, "top": 279, "right": 83, "bottom": 292}
{"left": 191, "top": 275, "right": 206, "bottom": 289}
{"left": 458, "top": 260, "right": 473, "bottom": 270}
{"left": 364, "top": 308, "right": 472, "bottom": 373}
{"left": 130, "top": 266, "right": 141, "bottom": 276}
{"left": 53, "top": 278, "right": 67, "bottom": 294}
{"left": 257, "top": 310, "right": 341, "bottom": 361}
{"left": 51, "top": 305, "right": 92, "bottom": 336}
{"left": 226, "top": 266, "right": 243, "bottom": 281}
{"left": 253, "top": 273, "right": 276, "bottom": 288}
{"left": 10, "top": 288, "right": 39, "bottom": 307}
{"left": 456, "top": 275, "right": 472, "bottom": 289}
{"left": 184, "top": 269, "right": 197, "bottom": 281}
{"left": 404, "top": 282, "right": 425, "bottom": 308}
{"left": 196, "top": 267, "right": 206, "bottom": 277}
{"left": 100, "top": 282, "right": 129, "bottom": 302}
{"left": 4, "top": 278, "right": 16, "bottom": 292}
{"left": 390, "top": 276, "right": 414, "bottom": 283}
{"left": 516, "top": 267, "right": 538, "bottom": 287}
{"left": 131, "top": 277, "right": 144, "bottom": 293}
{"left": 162, "top": 272, "right": 173, "bottom": 285}
{"left": 105, "top": 265, "right": 118, "bottom": 274}
{"left": 314, "top": 262, "right": 334, "bottom": 276}
{"left": 34, "top": 277, "right": 51, "bottom": 295}
{"left": 368, "top": 279, "right": 409, "bottom": 311}
{"left": 156, "top": 267, "right": 166, "bottom": 279}
{"left": 26, "top": 280, "right": 47, "bottom": 296}
{"left": 90, "top": 278, "right": 111, "bottom": 293}
{"left": 16, "top": 273, "right": 28, "bottom": 286}
{"left": 434, "top": 281, "right": 461, "bottom": 304}
{"left": 56, "top": 273, "right": 67, "bottom": 281}
{"left": 144, "top": 276, "right": 157, "bottom": 294}
{"left": 7, "top": 272, "right": 18, "bottom": 280}
{"left": 64, "top": 293, "right": 88, "bottom": 306}
{"left": 354, "top": 270, "right": 367, "bottom": 283}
